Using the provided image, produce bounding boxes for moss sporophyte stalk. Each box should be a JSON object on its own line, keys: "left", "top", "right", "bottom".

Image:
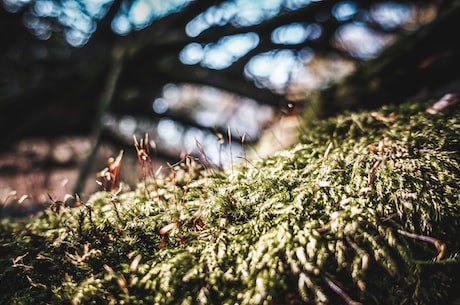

{"left": 1, "top": 100, "right": 459, "bottom": 305}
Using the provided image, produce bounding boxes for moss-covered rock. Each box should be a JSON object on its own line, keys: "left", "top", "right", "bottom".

{"left": 1, "top": 100, "right": 459, "bottom": 305}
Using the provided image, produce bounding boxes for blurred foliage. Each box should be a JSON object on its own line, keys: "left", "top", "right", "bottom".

{"left": 1, "top": 99, "right": 459, "bottom": 304}
{"left": 0, "top": 0, "right": 449, "bottom": 155}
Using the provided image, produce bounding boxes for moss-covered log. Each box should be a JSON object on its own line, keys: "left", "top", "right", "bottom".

{"left": 1, "top": 100, "right": 459, "bottom": 305}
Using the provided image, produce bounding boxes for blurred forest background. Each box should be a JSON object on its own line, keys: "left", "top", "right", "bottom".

{"left": 1, "top": 0, "right": 459, "bottom": 216}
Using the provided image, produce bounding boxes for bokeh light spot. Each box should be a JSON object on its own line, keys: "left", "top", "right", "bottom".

{"left": 180, "top": 43, "right": 204, "bottom": 65}
{"left": 332, "top": 1, "right": 358, "bottom": 22}
{"left": 152, "top": 98, "right": 169, "bottom": 114}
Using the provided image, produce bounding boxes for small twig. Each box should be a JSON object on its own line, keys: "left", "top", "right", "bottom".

{"left": 26, "top": 275, "right": 47, "bottom": 289}
{"left": 195, "top": 139, "right": 214, "bottom": 170}
{"left": 12, "top": 252, "right": 29, "bottom": 265}
{"left": 238, "top": 131, "right": 248, "bottom": 169}
{"left": 76, "top": 194, "right": 96, "bottom": 233}
{"left": 426, "top": 93, "right": 458, "bottom": 115}
{"left": 324, "top": 276, "right": 363, "bottom": 305}
{"left": 367, "top": 160, "right": 381, "bottom": 185}
{"left": 12, "top": 252, "right": 34, "bottom": 271}
{"left": 228, "top": 126, "right": 233, "bottom": 173}
{"left": 397, "top": 229, "right": 446, "bottom": 260}
{"left": 130, "top": 254, "right": 142, "bottom": 274}
{"left": 346, "top": 236, "right": 370, "bottom": 271}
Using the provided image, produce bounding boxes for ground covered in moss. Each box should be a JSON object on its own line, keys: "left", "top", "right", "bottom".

{"left": 1, "top": 100, "right": 459, "bottom": 305}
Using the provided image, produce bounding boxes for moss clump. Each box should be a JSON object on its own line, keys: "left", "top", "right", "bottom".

{"left": 1, "top": 101, "right": 459, "bottom": 305}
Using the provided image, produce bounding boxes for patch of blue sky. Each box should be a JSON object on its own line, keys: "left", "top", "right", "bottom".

{"left": 81, "top": 0, "right": 112, "bottom": 19}
{"left": 332, "top": 1, "right": 358, "bottom": 22}
{"left": 371, "top": 2, "right": 412, "bottom": 30}
{"left": 60, "top": 2, "right": 95, "bottom": 33}
{"left": 181, "top": 33, "right": 259, "bottom": 70}
{"left": 55, "top": 1, "right": 97, "bottom": 46}
{"left": 230, "top": 0, "right": 283, "bottom": 27}
{"left": 110, "top": 0, "right": 192, "bottom": 34}
{"left": 284, "top": 0, "right": 315, "bottom": 11}
{"left": 65, "top": 28, "right": 91, "bottom": 47}
{"left": 185, "top": 2, "right": 237, "bottom": 37}
{"left": 2, "top": 0, "right": 31, "bottom": 13}
{"left": 180, "top": 43, "right": 204, "bottom": 65}
{"left": 186, "top": 0, "right": 314, "bottom": 38}
{"left": 272, "top": 22, "right": 321, "bottom": 45}
{"left": 245, "top": 49, "right": 300, "bottom": 89}
{"left": 335, "top": 23, "right": 391, "bottom": 59}
{"left": 157, "top": 118, "right": 184, "bottom": 146}
{"left": 32, "top": 0, "right": 59, "bottom": 17}
{"left": 112, "top": 14, "right": 132, "bottom": 35}
{"left": 116, "top": 0, "right": 192, "bottom": 32}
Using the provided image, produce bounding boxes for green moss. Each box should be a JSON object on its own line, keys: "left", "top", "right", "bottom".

{"left": 1, "top": 101, "right": 459, "bottom": 305}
